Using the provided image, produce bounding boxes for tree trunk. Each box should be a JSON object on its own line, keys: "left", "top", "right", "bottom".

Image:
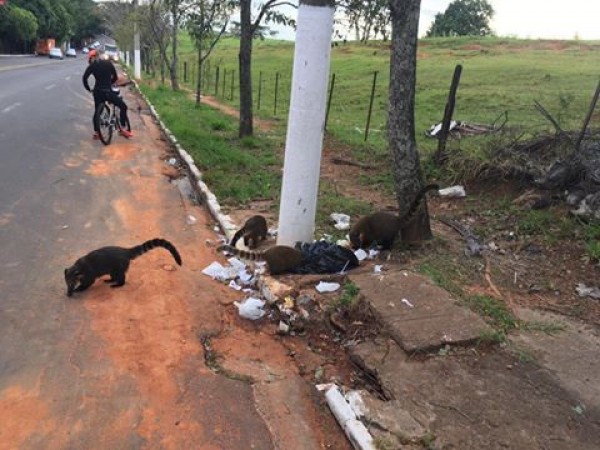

{"left": 196, "top": 48, "right": 203, "bottom": 105}
{"left": 238, "top": 0, "right": 254, "bottom": 137}
{"left": 388, "top": 0, "right": 432, "bottom": 242}
{"left": 170, "top": 4, "right": 180, "bottom": 91}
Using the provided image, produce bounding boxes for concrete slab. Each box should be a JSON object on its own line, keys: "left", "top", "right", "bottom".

{"left": 348, "top": 339, "right": 600, "bottom": 450}
{"left": 511, "top": 307, "right": 600, "bottom": 409}
{"left": 349, "top": 270, "right": 492, "bottom": 352}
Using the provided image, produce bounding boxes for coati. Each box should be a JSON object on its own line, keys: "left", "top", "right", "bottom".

{"left": 349, "top": 184, "right": 439, "bottom": 250}
{"left": 230, "top": 215, "right": 268, "bottom": 249}
{"left": 217, "top": 244, "right": 303, "bottom": 275}
{"left": 64, "top": 238, "right": 182, "bottom": 296}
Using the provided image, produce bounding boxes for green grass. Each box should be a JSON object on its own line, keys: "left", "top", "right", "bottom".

{"left": 139, "top": 35, "right": 600, "bottom": 257}
{"left": 156, "top": 35, "right": 600, "bottom": 165}
{"left": 465, "top": 294, "right": 520, "bottom": 341}
{"left": 338, "top": 281, "right": 360, "bottom": 308}
{"left": 581, "top": 221, "right": 600, "bottom": 261}
{"left": 139, "top": 84, "right": 281, "bottom": 206}
{"left": 516, "top": 209, "right": 573, "bottom": 242}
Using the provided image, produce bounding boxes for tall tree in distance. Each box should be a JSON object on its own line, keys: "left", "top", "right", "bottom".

{"left": 238, "top": 0, "right": 294, "bottom": 137}
{"left": 187, "top": 0, "right": 233, "bottom": 104}
{"left": 426, "top": 0, "right": 494, "bottom": 37}
{"left": 388, "top": 0, "right": 433, "bottom": 242}
{"left": 148, "top": 0, "right": 191, "bottom": 90}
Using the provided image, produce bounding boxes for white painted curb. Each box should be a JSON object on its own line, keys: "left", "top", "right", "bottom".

{"left": 325, "top": 386, "right": 375, "bottom": 450}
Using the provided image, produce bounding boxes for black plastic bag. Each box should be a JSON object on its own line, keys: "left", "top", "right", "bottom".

{"left": 290, "top": 241, "right": 359, "bottom": 274}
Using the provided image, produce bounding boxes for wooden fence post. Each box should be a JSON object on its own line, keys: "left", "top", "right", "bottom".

{"left": 434, "top": 64, "right": 463, "bottom": 165}
{"left": 364, "top": 71, "right": 378, "bottom": 141}
{"left": 324, "top": 73, "right": 336, "bottom": 131}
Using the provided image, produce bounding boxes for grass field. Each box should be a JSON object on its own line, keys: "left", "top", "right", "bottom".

{"left": 152, "top": 35, "right": 600, "bottom": 159}
{"left": 139, "top": 36, "right": 600, "bottom": 215}
{"left": 139, "top": 36, "right": 600, "bottom": 329}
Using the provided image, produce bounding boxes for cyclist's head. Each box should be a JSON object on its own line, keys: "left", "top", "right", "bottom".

{"left": 88, "top": 49, "right": 97, "bottom": 63}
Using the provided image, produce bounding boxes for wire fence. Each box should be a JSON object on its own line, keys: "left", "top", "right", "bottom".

{"left": 171, "top": 57, "right": 390, "bottom": 144}
{"left": 151, "top": 56, "right": 600, "bottom": 150}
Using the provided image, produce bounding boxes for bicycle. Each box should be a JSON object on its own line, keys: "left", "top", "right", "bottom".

{"left": 94, "top": 82, "right": 132, "bottom": 145}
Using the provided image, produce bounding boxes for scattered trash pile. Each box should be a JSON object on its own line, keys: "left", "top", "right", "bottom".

{"left": 535, "top": 140, "right": 600, "bottom": 220}
{"left": 202, "top": 239, "right": 359, "bottom": 329}
{"left": 426, "top": 120, "right": 499, "bottom": 139}
{"left": 203, "top": 233, "right": 385, "bottom": 450}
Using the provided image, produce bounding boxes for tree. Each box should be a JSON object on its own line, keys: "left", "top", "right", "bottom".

{"left": 388, "top": 0, "right": 433, "bottom": 241}
{"left": 147, "top": 0, "right": 194, "bottom": 90}
{"left": 237, "top": 0, "right": 295, "bottom": 137}
{"left": 426, "top": 0, "right": 494, "bottom": 37}
{"left": 4, "top": 6, "right": 38, "bottom": 52}
{"left": 337, "top": 0, "right": 391, "bottom": 42}
{"left": 187, "top": 0, "right": 233, "bottom": 104}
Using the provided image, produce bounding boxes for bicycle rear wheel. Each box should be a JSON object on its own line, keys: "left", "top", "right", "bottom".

{"left": 95, "top": 103, "right": 113, "bottom": 145}
{"left": 115, "top": 106, "right": 131, "bottom": 132}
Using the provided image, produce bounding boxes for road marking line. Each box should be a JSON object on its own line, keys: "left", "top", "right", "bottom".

{"left": 0, "top": 61, "right": 54, "bottom": 72}
{"left": 45, "top": 84, "right": 56, "bottom": 90}
{"left": 2, "top": 102, "right": 21, "bottom": 113}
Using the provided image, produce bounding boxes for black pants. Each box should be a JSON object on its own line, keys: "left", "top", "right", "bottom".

{"left": 92, "top": 89, "right": 129, "bottom": 131}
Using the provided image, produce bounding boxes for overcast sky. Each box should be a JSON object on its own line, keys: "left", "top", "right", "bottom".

{"left": 270, "top": 0, "right": 600, "bottom": 41}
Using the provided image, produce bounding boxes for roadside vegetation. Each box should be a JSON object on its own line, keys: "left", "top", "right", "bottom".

{"left": 138, "top": 35, "right": 600, "bottom": 331}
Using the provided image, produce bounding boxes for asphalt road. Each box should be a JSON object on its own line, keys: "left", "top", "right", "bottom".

{"left": 0, "top": 55, "right": 100, "bottom": 386}
{"left": 0, "top": 56, "right": 278, "bottom": 449}
{"left": 0, "top": 55, "right": 347, "bottom": 449}
{"left": 0, "top": 55, "right": 134, "bottom": 446}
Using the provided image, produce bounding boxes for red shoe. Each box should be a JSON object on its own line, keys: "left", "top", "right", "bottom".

{"left": 119, "top": 129, "right": 133, "bottom": 139}
{"left": 93, "top": 132, "right": 100, "bottom": 140}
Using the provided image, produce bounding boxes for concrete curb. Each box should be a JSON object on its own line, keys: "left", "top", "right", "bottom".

{"left": 325, "top": 386, "right": 375, "bottom": 450}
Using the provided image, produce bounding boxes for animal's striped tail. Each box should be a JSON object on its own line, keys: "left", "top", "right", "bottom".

{"left": 397, "top": 184, "right": 439, "bottom": 228}
{"left": 129, "top": 238, "right": 182, "bottom": 265}
{"left": 217, "top": 244, "right": 263, "bottom": 261}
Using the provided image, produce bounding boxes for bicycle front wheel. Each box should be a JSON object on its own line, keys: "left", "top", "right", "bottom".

{"left": 95, "top": 103, "right": 113, "bottom": 145}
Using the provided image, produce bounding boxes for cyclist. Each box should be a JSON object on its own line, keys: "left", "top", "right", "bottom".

{"left": 82, "top": 48, "right": 133, "bottom": 139}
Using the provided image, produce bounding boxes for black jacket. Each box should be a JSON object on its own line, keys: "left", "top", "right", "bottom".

{"left": 82, "top": 60, "right": 118, "bottom": 92}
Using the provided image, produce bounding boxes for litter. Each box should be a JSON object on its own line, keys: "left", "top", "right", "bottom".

{"left": 368, "top": 249, "right": 379, "bottom": 258}
{"left": 439, "top": 185, "right": 466, "bottom": 198}
{"left": 293, "top": 241, "right": 359, "bottom": 274}
{"left": 234, "top": 297, "right": 266, "bottom": 320}
{"left": 426, "top": 120, "right": 496, "bottom": 138}
{"left": 228, "top": 280, "right": 242, "bottom": 291}
{"left": 186, "top": 215, "right": 197, "bottom": 225}
{"left": 202, "top": 260, "right": 251, "bottom": 285}
{"left": 426, "top": 120, "right": 458, "bottom": 137}
{"left": 325, "top": 386, "right": 375, "bottom": 450}
{"left": 575, "top": 283, "right": 600, "bottom": 300}
{"left": 401, "top": 298, "right": 414, "bottom": 308}
{"left": 331, "top": 213, "right": 351, "bottom": 231}
{"left": 316, "top": 281, "right": 341, "bottom": 293}
{"left": 373, "top": 265, "right": 383, "bottom": 274}
{"left": 354, "top": 248, "right": 368, "bottom": 261}
{"left": 345, "top": 390, "right": 367, "bottom": 418}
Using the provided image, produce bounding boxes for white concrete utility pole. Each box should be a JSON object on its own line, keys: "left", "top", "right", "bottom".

{"left": 133, "top": 0, "right": 141, "bottom": 79}
{"left": 276, "top": 0, "right": 335, "bottom": 246}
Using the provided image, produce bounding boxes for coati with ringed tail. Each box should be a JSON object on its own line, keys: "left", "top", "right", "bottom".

{"left": 349, "top": 184, "right": 439, "bottom": 250}
{"left": 64, "top": 238, "right": 182, "bottom": 296}
{"left": 229, "top": 215, "right": 268, "bottom": 249}
{"left": 217, "top": 244, "right": 303, "bottom": 275}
